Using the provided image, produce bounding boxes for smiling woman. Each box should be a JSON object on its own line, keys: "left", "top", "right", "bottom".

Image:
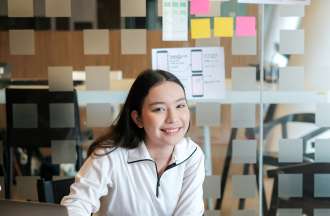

{"left": 61, "top": 69, "right": 205, "bottom": 216}
{"left": 131, "top": 81, "right": 191, "bottom": 175}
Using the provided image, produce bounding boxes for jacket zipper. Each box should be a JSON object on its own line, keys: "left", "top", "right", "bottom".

{"left": 155, "top": 163, "right": 161, "bottom": 197}
{"left": 128, "top": 159, "right": 170, "bottom": 197}
{"left": 154, "top": 162, "right": 177, "bottom": 198}
{"left": 127, "top": 147, "right": 197, "bottom": 198}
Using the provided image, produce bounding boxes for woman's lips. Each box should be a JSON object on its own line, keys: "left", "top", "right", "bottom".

{"left": 161, "top": 127, "right": 181, "bottom": 134}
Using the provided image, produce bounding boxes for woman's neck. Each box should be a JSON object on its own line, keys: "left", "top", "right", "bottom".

{"left": 146, "top": 143, "right": 174, "bottom": 175}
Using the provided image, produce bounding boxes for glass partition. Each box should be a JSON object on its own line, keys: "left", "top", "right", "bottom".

{"left": 1, "top": 1, "right": 330, "bottom": 215}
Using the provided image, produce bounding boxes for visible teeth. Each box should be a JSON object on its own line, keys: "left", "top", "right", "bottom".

{"left": 163, "top": 128, "right": 179, "bottom": 133}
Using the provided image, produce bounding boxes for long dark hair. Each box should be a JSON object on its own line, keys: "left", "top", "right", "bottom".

{"left": 87, "top": 69, "right": 186, "bottom": 156}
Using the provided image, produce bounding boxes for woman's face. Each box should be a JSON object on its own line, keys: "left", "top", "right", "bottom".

{"left": 132, "top": 81, "right": 190, "bottom": 148}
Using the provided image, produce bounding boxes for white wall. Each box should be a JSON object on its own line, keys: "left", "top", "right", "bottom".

{"left": 290, "top": 0, "right": 330, "bottom": 91}
{"left": 266, "top": 0, "right": 330, "bottom": 152}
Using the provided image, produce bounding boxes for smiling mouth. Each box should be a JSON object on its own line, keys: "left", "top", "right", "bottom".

{"left": 161, "top": 127, "right": 181, "bottom": 134}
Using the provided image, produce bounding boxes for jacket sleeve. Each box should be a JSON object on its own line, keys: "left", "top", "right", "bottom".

{"left": 173, "top": 145, "right": 205, "bottom": 216}
{"left": 61, "top": 152, "right": 112, "bottom": 216}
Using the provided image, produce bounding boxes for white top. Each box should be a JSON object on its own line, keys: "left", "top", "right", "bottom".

{"left": 61, "top": 137, "right": 205, "bottom": 216}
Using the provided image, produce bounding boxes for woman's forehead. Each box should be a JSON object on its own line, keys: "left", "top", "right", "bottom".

{"left": 145, "top": 81, "right": 185, "bottom": 102}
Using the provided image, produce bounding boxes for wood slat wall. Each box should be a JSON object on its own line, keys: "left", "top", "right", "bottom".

{"left": 0, "top": 3, "right": 258, "bottom": 79}
{"left": 0, "top": 30, "right": 257, "bottom": 79}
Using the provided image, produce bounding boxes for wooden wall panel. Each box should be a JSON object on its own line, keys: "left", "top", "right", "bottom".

{"left": 0, "top": 3, "right": 257, "bottom": 79}
{"left": 0, "top": 30, "right": 257, "bottom": 80}
{"left": 0, "top": 4, "right": 258, "bottom": 79}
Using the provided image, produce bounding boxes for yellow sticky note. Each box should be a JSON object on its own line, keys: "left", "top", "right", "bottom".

{"left": 214, "top": 17, "right": 234, "bottom": 37}
{"left": 191, "top": 18, "right": 211, "bottom": 39}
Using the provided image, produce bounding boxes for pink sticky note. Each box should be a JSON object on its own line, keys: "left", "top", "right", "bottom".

{"left": 190, "top": 0, "right": 209, "bottom": 15}
{"left": 236, "top": 16, "right": 256, "bottom": 37}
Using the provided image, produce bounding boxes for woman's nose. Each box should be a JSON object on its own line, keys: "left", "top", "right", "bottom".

{"left": 166, "top": 109, "right": 178, "bottom": 123}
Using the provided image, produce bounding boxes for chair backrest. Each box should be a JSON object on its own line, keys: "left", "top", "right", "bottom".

{"left": 5, "top": 87, "right": 82, "bottom": 149}
{"left": 267, "top": 163, "right": 330, "bottom": 215}
{"left": 4, "top": 87, "right": 83, "bottom": 198}
{"left": 246, "top": 113, "right": 315, "bottom": 139}
{"left": 246, "top": 112, "right": 330, "bottom": 162}
{"left": 37, "top": 177, "right": 74, "bottom": 204}
{"left": 262, "top": 114, "right": 330, "bottom": 215}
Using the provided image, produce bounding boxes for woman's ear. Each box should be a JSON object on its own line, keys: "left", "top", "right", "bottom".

{"left": 131, "top": 110, "right": 143, "bottom": 128}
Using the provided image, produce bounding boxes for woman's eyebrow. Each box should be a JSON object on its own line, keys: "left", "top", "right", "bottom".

{"left": 175, "top": 97, "right": 186, "bottom": 102}
{"left": 148, "top": 97, "right": 186, "bottom": 107}
{"left": 149, "top": 101, "right": 165, "bottom": 107}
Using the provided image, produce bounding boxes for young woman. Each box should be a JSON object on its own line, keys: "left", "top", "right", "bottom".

{"left": 61, "top": 69, "right": 205, "bottom": 216}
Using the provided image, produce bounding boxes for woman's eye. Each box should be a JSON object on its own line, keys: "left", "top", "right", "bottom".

{"left": 152, "top": 107, "right": 165, "bottom": 112}
{"left": 177, "top": 104, "right": 186, "bottom": 109}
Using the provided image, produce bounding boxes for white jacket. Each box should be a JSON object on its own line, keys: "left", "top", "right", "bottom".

{"left": 61, "top": 137, "right": 205, "bottom": 216}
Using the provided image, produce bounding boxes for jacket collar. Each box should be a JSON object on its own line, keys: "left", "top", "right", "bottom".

{"left": 127, "top": 137, "right": 196, "bottom": 164}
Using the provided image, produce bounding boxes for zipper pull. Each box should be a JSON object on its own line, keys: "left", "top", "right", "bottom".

{"left": 156, "top": 176, "right": 160, "bottom": 197}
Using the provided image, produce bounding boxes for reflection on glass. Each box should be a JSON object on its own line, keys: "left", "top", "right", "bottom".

{"left": 278, "top": 174, "right": 303, "bottom": 198}
{"left": 49, "top": 103, "right": 75, "bottom": 128}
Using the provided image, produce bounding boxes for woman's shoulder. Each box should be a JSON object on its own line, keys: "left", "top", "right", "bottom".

{"left": 174, "top": 137, "right": 204, "bottom": 164}
{"left": 186, "top": 138, "right": 204, "bottom": 159}
{"left": 182, "top": 137, "right": 204, "bottom": 154}
{"left": 90, "top": 139, "right": 126, "bottom": 159}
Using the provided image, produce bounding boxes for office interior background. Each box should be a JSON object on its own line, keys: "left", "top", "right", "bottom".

{"left": 1, "top": 0, "right": 330, "bottom": 215}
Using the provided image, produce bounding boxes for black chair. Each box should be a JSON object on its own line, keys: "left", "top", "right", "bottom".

{"left": 0, "top": 135, "right": 4, "bottom": 198}
{"left": 267, "top": 163, "right": 330, "bottom": 216}
{"left": 245, "top": 113, "right": 319, "bottom": 165}
{"left": 4, "top": 87, "right": 83, "bottom": 198}
{"left": 216, "top": 112, "right": 327, "bottom": 214}
{"left": 37, "top": 177, "right": 75, "bottom": 204}
{"left": 246, "top": 113, "right": 330, "bottom": 215}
